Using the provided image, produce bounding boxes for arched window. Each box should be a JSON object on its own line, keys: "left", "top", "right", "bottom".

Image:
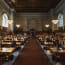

{"left": 2, "top": 13, "right": 8, "bottom": 27}
{"left": 58, "top": 13, "right": 63, "bottom": 27}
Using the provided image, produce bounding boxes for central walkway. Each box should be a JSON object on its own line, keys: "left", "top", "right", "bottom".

{"left": 14, "top": 38, "right": 52, "bottom": 65}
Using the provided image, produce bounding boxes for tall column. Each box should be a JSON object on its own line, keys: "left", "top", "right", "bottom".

{"left": 50, "top": 9, "right": 54, "bottom": 31}
{"left": 36, "top": 19, "right": 42, "bottom": 31}
{"left": 63, "top": 9, "right": 65, "bottom": 30}
{"left": 23, "top": 17, "right": 28, "bottom": 31}
{"left": 50, "top": 9, "right": 58, "bottom": 31}
{"left": 9, "top": 9, "right": 14, "bottom": 32}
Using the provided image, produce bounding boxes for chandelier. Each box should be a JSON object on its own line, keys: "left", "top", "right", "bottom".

{"left": 52, "top": 20, "right": 58, "bottom": 24}
{"left": 16, "top": 24, "right": 20, "bottom": 28}
{"left": 45, "top": 24, "right": 50, "bottom": 28}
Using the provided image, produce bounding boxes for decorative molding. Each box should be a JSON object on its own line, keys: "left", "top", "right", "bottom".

{"left": 15, "top": 13, "right": 49, "bottom": 17}
{"left": 0, "top": 0, "right": 15, "bottom": 12}
{"left": 54, "top": 0, "right": 65, "bottom": 14}
{"left": 0, "top": 0, "right": 10, "bottom": 10}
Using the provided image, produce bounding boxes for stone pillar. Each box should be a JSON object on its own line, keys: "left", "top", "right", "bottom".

{"left": 9, "top": 9, "right": 14, "bottom": 32}
{"left": 63, "top": 9, "right": 65, "bottom": 30}
{"left": 23, "top": 17, "right": 28, "bottom": 31}
{"left": 50, "top": 9, "right": 54, "bottom": 31}
{"left": 50, "top": 9, "right": 58, "bottom": 31}
{"left": 36, "top": 19, "right": 42, "bottom": 31}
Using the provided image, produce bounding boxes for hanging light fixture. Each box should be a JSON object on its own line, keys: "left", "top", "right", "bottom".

{"left": 52, "top": 20, "right": 58, "bottom": 24}
{"left": 45, "top": 24, "right": 50, "bottom": 28}
{"left": 16, "top": 24, "right": 20, "bottom": 28}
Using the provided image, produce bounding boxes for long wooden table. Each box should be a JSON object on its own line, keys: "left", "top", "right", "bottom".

{"left": 2, "top": 41, "right": 23, "bottom": 47}
{"left": 44, "top": 42, "right": 54, "bottom": 48}
{"left": 0, "top": 47, "right": 15, "bottom": 65}
{"left": 49, "top": 47, "right": 65, "bottom": 61}
{"left": 50, "top": 48, "right": 65, "bottom": 53}
{"left": 2, "top": 42, "right": 22, "bottom": 45}
{"left": 3, "top": 40, "right": 24, "bottom": 42}
{"left": 0, "top": 48, "right": 15, "bottom": 53}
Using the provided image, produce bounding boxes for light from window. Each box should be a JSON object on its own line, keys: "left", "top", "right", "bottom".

{"left": 2, "top": 13, "right": 8, "bottom": 27}
{"left": 58, "top": 14, "right": 63, "bottom": 27}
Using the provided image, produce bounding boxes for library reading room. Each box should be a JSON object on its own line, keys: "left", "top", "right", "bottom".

{"left": 1, "top": 0, "right": 65, "bottom": 65}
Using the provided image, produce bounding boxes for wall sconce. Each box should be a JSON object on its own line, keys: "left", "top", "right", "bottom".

{"left": 52, "top": 20, "right": 58, "bottom": 24}
{"left": 16, "top": 24, "right": 20, "bottom": 28}
{"left": 45, "top": 24, "right": 50, "bottom": 28}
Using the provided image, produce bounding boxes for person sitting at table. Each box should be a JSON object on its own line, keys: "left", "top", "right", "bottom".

{"left": 54, "top": 37, "right": 60, "bottom": 49}
{"left": 54, "top": 39, "right": 63, "bottom": 49}
{"left": 11, "top": 41, "right": 16, "bottom": 47}
{"left": 46, "top": 37, "right": 51, "bottom": 42}
{"left": 59, "top": 40, "right": 64, "bottom": 48}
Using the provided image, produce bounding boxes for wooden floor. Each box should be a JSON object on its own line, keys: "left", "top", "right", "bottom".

{"left": 14, "top": 38, "right": 52, "bottom": 65}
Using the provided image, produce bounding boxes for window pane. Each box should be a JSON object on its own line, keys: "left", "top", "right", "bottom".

{"left": 58, "top": 14, "right": 63, "bottom": 27}
{"left": 2, "top": 13, "right": 8, "bottom": 27}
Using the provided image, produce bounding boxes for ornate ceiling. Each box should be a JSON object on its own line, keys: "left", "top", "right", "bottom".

{"left": 4, "top": 0, "right": 61, "bottom": 12}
